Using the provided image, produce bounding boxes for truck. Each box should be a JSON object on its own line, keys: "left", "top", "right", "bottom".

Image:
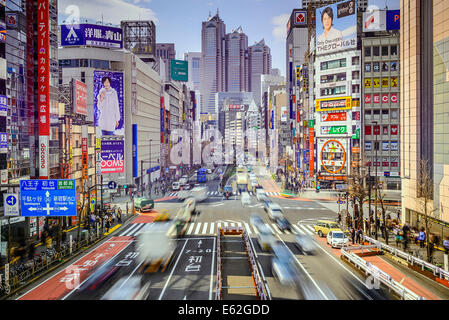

{"left": 134, "top": 197, "right": 154, "bottom": 213}
{"left": 236, "top": 172, "right": 249, "bottom": 193}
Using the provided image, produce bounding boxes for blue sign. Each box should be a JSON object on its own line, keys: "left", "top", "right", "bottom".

{"left": 297, "top": 151, "right": 301, "bottom": 169}
{"left": 0, "top": 95, "right": 6, "bottom": 116}
{"left": 20, "top": 180, "right": 77, "bottom": 217}
{"left": 0, "top": 132, "right": 7, "bottom": 153}
{"left": 147, "top": 166, "right": 161, "bottom": 174}
{"left": 386, "top": 10, "right": 400, "bottom": 30}
{"left": 6, "top": 195, "right": 16, "bottom": 206}
{"left": 60, "top": 24, "right": 123, "bottom": 48}
{"left": 108, "top": 181, "right": 117, "bottom": 189}
{"left": 132, "top": 124, "right": 138, "bottom": 178}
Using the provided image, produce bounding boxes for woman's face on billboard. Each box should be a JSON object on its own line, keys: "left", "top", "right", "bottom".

{"left": 103, "top": 78, "right": 111, "bottom": 89}
{"left": 322, "top": 12, "right": 332, "bottom": 31}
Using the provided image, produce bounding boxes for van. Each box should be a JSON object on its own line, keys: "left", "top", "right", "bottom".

{"left": 314, "top": 220, "right": 341, "bottom": 237}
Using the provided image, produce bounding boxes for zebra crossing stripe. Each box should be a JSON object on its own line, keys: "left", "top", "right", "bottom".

{"left": 244, "top": 222, "right": 252, "bottom": 235}
{"left": 194, "top": 223, "right": 202, "bottom": 234}
{"left": 305, "top": 225, "right": 315, "bottom": 233}
{"left": 298, "top": 224, "right": 314, "bottom": 236}
{"left": 293, "top": 225, "right": 305, "bottom": 235}
{"left": 209, "top": 223, "right": 215, "bottom": 235}
{"left": 123, "top": 223, "right": 141, "bottom": 237}
{"left": 186, "top": 223, "right": 195, "bottom": 235}
{"left": 201, "top": 223, "right": 208, "bottom": 234}
{"left": 271, "top": 224, "right": 282, "bottom": 234}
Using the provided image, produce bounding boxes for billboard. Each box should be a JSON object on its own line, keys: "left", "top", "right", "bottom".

{"left": 0, "top": 95, "right": 6, "bottom": 116}
{"left": 316, "top": 0, "right": 357, "bottom": 55}
{"left": 316, "top": 97, "right": 351, "bottom": 112}
{"left": 386, "top": 10, "right": 400, "bottom": 30}
{"left": 60, "top": 24, "right": 123, "bottom": 49}
{"left": 170, "top": 59, "right": 188, "bottom": 82}
{"left": 73, "top": 80, "right": 87, "bottom": 115}
{"left": 94, "top": 71, "right": 124, "bottom": 136}
{"left": 321, "top": 112, "right": 347, "bottom": 122}
{"left": 0, "top": 132, "right": 7, "bottom": 153}
{"left": 363, "top": 10, "right": 386, "bottom": 32}
{"left": 100, "top": 140, "right": 124, "bottom": 174}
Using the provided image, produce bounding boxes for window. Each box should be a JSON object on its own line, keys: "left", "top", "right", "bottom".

{"left": 383, "top": 126, "right": 389, "bottom": 135}
{"left": 320, "top": 72, "right": 346, "bottom": 83}
{"left": 391, "top": 45, "right": 398, "bottom": 56}
{"left": 382, "top": 110, "right": 389, "bottom": 120}
{"left": 364, "top": 63, "right": 371, "bottom": 72}
{"left": 382, "top": 62, "right": 389, "bottom": 72}
{"left": 322, "top": 58, "right": 346, "bottom": 70}
{"left": 352, "top": 70, "right": 360, "bottom": 80}
{"left": 321, "top": 86, "right": 346, "bottom": 96}
{"left": 382, "top": 46, "right": 389, "bottom": 56}
{"left": 374, "top": 141, "right": 380, "bottom": 151}
{"left": 352, "top": 56, "right": 360, "bottom": 65}
{"left": 390, "top": 61, "right": 398, "bottom": 71}
{"left": 373, "top": 62, "right": 380, "bottom": 72}
{"left": 373, "top": 109, "right": 380, "bottom": 120}
{"left": 352, "top": 84, "right": 360, "bottom": 93}
{"left": 365, "top": 110, "right": 372, "bottom": 120}
{"left": 373, "top": 46, "right": 380, "bottom": 56}
{"left": 365, "top": 47, "right": 371, "bottom": 57}
{"left": 81, "top": 72, "right": 85, "bottom": 83}
{"left": 391, "top": 109, "right": 399, "bottom": 119}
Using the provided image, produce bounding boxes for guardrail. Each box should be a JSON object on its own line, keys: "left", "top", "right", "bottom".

{"left": 341, "top": 245, "right": 424, "bottom": 300}
{"left": 242, "top": 230, "right": 268, "bottom": 300}
{"left": 215, "top": 227, "right": 222, "bottom": 300}
{"left": 363, "top": 235, "right": 449, "bottom": 280}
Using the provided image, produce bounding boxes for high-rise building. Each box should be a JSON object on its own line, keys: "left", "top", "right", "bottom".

{"left": 201, "top": 11, "right": 226, "bottom": 118}
{"left": 156, "top": 43, "right": 176, "bottom": 82}
{"left": 401, "top": 0, "right": 449, "bottom": 234}
{"left": 183, "top": 52, "right": 201, "bottom": 91}
{"left": 225, "top": 26, "right": 248, "bottom": 92}
{"left": 248, "top": 39, "right": 271, "bottom": 107}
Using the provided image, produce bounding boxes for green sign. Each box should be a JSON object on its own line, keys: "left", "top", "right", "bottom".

{"left": 170, "top": 59, "right": 188, "bottom": 82}
{"left": 308, "top": 120, "right": 314, "bottom": 128}
{"left": 329, "top": 126, "right": 347, "bottom": 134}
{"left": 352, "top": 128, "right": 360, "bottom": 139}
{"left": 58, "top": 180, "right": 75, "bottom": 190}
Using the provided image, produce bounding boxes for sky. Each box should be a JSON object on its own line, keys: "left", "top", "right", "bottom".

{"left": 58, "top": 0, "right": 401, "bottom": 78}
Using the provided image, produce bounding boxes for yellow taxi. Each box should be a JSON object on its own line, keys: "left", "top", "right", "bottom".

{"left": 314, "top": 220, "right": 342, "bottom": 237}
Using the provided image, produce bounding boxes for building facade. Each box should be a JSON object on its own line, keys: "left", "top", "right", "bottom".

{"left": 225, "top": 27, "right": 248, "bottom": 92}
{"left": 156, "top": 43, "right": 175, "bottom": 82}
{"left": 248, "top": 39, "right": 271, "bottom": 107}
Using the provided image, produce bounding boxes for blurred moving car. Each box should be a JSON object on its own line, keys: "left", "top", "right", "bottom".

{"left": 241, "top": 192, "right": 251, "bottom": 206}
{"left": 206, "top": 168, "right": 212, "bottom": 174}
{"left": 255, "top": 223, "right": 276, "bottom": 251}
{"left": 274, "top": 216, "right": 292, "bottom": 232}
{"left": 314, "top": 220, "right": 341, "bottom": 238}
{"left": 326, "top": 230, "right": 349, "bottom": 248}
{"left": 102, "top": 276, "right": 151, "bottom": 300}
{"left": 172, "top": 181, "right": 180, "bottom": 191}
{"left": 179, "top": 175, "right": 189, "bottom": 186}
{"left": 264, "top": 202, "right": 284, "bottom": 220}
{"left": 250, "top": 213, "right": 264, "bottom": 227}
{"left": 256, "top": 189, "right": 267, "bottom": 201}
{"left": 295, "top": 235, "right": 317, "bottom": 255}
{"left": 271, "top": 243, "right": 301, "bottom": 286}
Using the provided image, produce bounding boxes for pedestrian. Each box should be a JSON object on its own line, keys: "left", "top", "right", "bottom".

{"left": 356, "top": 227, "right": 363, "bottom": 244}
{"left": 402, "top": 223, "right": 410, "bottom": 251}
{"left": 417, "top": 228, "right": 426, "bottom": 248}
{"left": 350, "top": 227, "right": 356, "bottom": 245}
{"left": 117, "top": 207, "right": 122, "bottom": 223}
{"left": 337, "top": 212, "right": 342, "bottom": 225}
{"left": 395, "top": 230, "right": 403, "bottom": 247}
{"left": 105, "top": 217, "right": 111, "bottom": 233}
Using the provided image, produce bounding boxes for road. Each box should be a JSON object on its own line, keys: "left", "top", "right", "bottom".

{"left": 12, "top": 165, "right": 430, "bottom": 300}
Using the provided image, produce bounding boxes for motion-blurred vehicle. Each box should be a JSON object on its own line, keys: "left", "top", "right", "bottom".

{"left": 78, "top": 259, "right": 120, "bottom": 292}
{"left": 326, "top": 230, "right": 349, "bottom": 248}
{"left": 271, "top": 243, "right": 301, "bottom": 286}
{"left": 250, "top": 213, "right": 264, "bottom": 228}
{"left": 256, "top": 189, "right": 267, "bottom": 201}
{"left": 206, "top": 168, "right": 212, "bottom": 174}
{"left": 241, "top": 192, "right": 251, "bottom": 206}
{"left": 172, "top": 181, "right": 180, "bottom": 191}
{"left": 137, "top": 222, "right": 176, "bottom": 273}
{"left": 264, "top": 202, "right": 284, "bottom": 220}
{"left": 274, "top": 216, "right": 292, "bottom": 232}
{"left": 178, "top": 186, "right": 208, "bottom": 202}
{"left": 101, "top": 276, "right": 151, "bottom": 300}
{"left": 295, "top": 235, "right": 317, "bottom": 255}
{"left": 134, "top": 197, "right": 154, "bottom": 213}
{"left": 314, "top": 220, "right": 341, "bottom": 238}
{"left": 256, "top": 223, "right": 276, "bottom": 251}
{"left": 179, "top": 175, "right": 189, "bottom": 186}
{"left": 237, "top": 166, "right": 244, "bottom": 173}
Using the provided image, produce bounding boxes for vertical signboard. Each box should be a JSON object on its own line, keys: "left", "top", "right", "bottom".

{"left": 160, "top": 97, "right": 165, "bottom": 143}
{"left": 100, "top": 140, "right": 124, "bottom": 173}
{"left": 82, "top": 137, "right": 88, "bottom": 180}
{"left": 93, "top": 71, "right": 124, "bottom": 136}
{"left": 0, "top": 132, "right": 7, "bottom": 153}
{"left": 27, "top": 0, "right": 35, "bottom": 178}
{"left": 73, "top": 80, "right": 87, "bottom": 115}
{"left": 309, "top": 128, "right": 314, "bottom": 178}
{"left": 132, "top": 124, "right": 138, "bottom": 178}
{"left": 0, "top": 95, "right": 6, "bottom": 116}
{"left": 131, "top": 55, "right": 137, "bottom": 115}
{"left": 38, "top": 0, "right": 50, "bottom": 179}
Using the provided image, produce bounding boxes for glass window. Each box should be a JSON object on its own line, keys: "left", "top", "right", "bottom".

{"left": 365, "top": 47, "right": 371, "bottom": 57}
{"left": 391, "top": 45, "right": 398, "bottom": 56}
{"left": 390, "top": 61, "right": 398, "bottom": 71}
{"left": 373, "top": 46, "right": 380, "bottom": 56}
{"left": 352, "top": 56, "right": 360, "bottom": 65}
{"left": 352, "top": 84, "right": 360, "bottom": 93}
{"left": 373, "top": 109, "right": 380, "bottom": 119}
{"left": 365, "top": 63, "right": 371, "bottom": 72}
{"left": 373, "top": 62, "right": 380, "bottom": 72}
{"left": 382, "top": 110, "right": 389, "bottom": 119}
{"left": 382, "top": 62, "right": 389, "bottom": 72}
{"left": 382, "top": 46, "right": 389, "bottom": 56}
{"left": 321, "top": 62, "right": 328, "bottom": 70}
{"left": 391, "top": 109, "right": 399, "bottom": 119}
{"left": 352, "top": 70, "right": 360, "bottom": 80}
{"left": 365, "top": 110, "right": 372, "bottom": 119}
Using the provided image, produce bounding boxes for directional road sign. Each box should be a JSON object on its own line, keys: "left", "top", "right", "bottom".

{"left": 4, "top": 193, "right": 19, "bottom": 216}
{"left": 20, "top": 179, "right": 77, "bottom": 217}
{"left": 108, "top": 181, "right": 117, "bottom": 190}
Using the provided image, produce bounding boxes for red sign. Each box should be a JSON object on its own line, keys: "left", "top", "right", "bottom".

{"left": 365, "top": 125, "right": 372, "bottom": 135}
{"left": 38, "top": 0, "right": 50, "bottom": 179}
{"left": 373, "top": 125, "right": 380, "bottom": 135}
{"left": 309, "top": 128, "right": 314, "bottom": 178}
{"left": 74, "top": 80, "right": 87, "bottom": 115}
{"left": 373, "top": 94, "right": 380, "bottom": 104}
{"left": 296, "top": 11, "right": 306, "bottom": 23}
{"left": 391, "top": 93, "right": 398, "bottom": 103}
{"left": 391, "top": 125, "right": 398, "bottom": 135}
{"left": 364, "top": 94, "right": 371, "bottom": 104}
{"left": 382, "top": 94, "right": 389, "bottom": 103}
{"left": 321, "top": 112, "right": 347, "bottom": 122}
{"left": 297, "top": 111, "right": 300, "bottom": 123}
{"left": 82, "top": 138, "right": 88, "bottom": 180}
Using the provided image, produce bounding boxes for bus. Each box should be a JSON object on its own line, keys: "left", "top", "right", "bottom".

{"left": 197, "top": 168, "right": 207, "bottom": 183}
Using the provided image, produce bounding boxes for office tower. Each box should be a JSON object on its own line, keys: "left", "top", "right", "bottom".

{"left": 225, "top": 26, "right": 248, "bottom": 92}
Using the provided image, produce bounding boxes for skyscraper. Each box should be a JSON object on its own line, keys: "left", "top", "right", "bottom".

{"left": 156, "top": 43, "right": 176, "bottom": 81}
{"left": 201, "top": 11, "right": 226, "bottom": 118}
{"left": 248, "top": 39, "right": 272, "bottom": 106}
{"left": 183, "top": 52, "right": 202, "bottom": 91}
{"left": 225, "top": 26, "right": 248, "bottom": 92}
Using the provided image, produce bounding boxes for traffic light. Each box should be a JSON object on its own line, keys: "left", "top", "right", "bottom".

{"left": 123, "top": 185, "right": 128, "bottom": 190}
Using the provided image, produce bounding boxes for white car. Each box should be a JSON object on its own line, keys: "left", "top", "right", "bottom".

{"left": 241, "top": 192, "right": 251, "bottom": 206}
{"left": 172, "top": 182, "right": 180, "bottom": 191}
{"left": 256, "top": 189, "right": 266, "bottom": 201}
{"left": 326, "top": 231, "right": 349, "bottom": 248}
{"left": 102, "top": 276, "right": 151, "bottom": 300}
{"left": 256, "top": 223, "right": 276, "bottom": 251}
{"left": 206, "top": 168, "right": 212, "bottom": 174}
{"left": 265, "top": 202, "right": 284, "bottom": 220}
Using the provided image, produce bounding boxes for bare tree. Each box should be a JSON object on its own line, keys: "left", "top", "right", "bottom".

{"left": 418, "top": 159, "right": 436, "bottom": 262}
{"left": 376, "top": 187, "right": 389, "bottom": 245}
{"left": 347, "top": 162, "right": 369, "bottom": 230}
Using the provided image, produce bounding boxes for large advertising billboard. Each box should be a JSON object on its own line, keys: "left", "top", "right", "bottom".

{"left": 100, "top": 140, "right": 124, "bottom": 174}
{"left": 60, "top": 24, "right": 123, "bottom": 49}
{"left": 94, "top": 71, "right": 124, "bottom": 136}
{"left": 316, "top": 0, "right": 357, "bottom": 55}
{"left": 363, "top": 10, "right": 400, "bottom": 32}
{"left": 316, "top": 97, "right": 351, "bottom": 112}
{"left": 73, "top": 79, "right": 87, "bottom": 116}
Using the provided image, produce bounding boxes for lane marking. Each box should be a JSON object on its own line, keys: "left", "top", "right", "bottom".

{"left": 293, "top": 225, "right": 305, "bottom": 235}
{"left": 186, "top": 223, "right": 195, "bottom": 235}
{"left": 244, "top": 222, "right": 252, "bottom": 235}
{"left": 194, "top": 223, "right": 202, "bottom": 235}
{"left": 201, "top": 223, "right": 208, "bottom": 235}
{"left": 271, "top": 224, "right": 282, "bottom": 234}
{"left": 209, "top": 237, "right": 216, "bottom": 300}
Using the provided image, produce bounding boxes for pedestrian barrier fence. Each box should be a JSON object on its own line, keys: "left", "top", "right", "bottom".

{"left": 341, "top": 245, "right": 425, "bottom": 300}
{"left": 363, "top": 235, "right": 449, "bottom": 280}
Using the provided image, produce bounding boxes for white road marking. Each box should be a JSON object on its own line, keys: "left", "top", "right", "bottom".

{"left": 244, "top": 222, "right": 252, "bottom": 235}
{"left": 194, "top": 222, "right": 202, "bottom": 234}
{"left": 209, "top": 222, "right": 215, "bottom": 235}
{"left": 201, "top": 223, "right": 208, "bottom": 234}
{"left": 186, "top": 223, "right": 195, "bottom": 235}
{"left": 298, "top": 224, "right": 314, "bottom": 236}
{"left": 271, "top": 224, "right": 282, "bottom": 234}
{"left": 293, "top": 225, "right": 305, "bottom": 235}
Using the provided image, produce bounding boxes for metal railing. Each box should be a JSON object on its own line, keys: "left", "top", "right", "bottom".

{"left": 341, "top": 245, "right": 425, "bottom": 300}
{"left": 363, "top": 235, "right": 449, "bottom": 280}
{"left": 215, "top": 227, "right": 222, "bottom": 300}
{"left": 242, "top": 230, "right": 268, "bottom": 300}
